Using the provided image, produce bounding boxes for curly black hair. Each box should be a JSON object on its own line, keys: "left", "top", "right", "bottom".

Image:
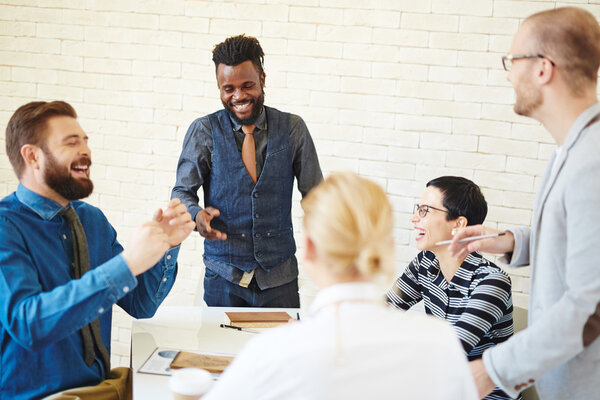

{"left": 212, "top": 34, "right": 264, "bottom": 75}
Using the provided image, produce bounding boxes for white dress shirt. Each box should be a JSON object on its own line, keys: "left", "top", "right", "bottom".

{"left": 204, "top": 282, "right": 478, "bottom": 400}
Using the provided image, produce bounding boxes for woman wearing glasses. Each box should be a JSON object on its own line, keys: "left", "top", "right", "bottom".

{"left": 387, "top": 176, "right": 517, "bottom": 400}
{"left": 204, "top": 173, "right": 477, "bottom": 400}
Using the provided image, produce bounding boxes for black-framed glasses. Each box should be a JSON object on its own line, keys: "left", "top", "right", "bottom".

{"left": 413, "top": 204, "right": 449, "bottom": 218}
{"left": 501, "top": 53, "right": 555, "bottom": 72}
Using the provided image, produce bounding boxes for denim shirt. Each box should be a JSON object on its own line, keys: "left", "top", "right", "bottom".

{"left": 0, "top": 184, "right": 179, "bottom": 399}
{"left": 172, "top": 107, "right": 322, "bottom": 289}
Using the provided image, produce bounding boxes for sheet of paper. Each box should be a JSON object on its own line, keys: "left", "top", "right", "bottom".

{"left": 138, "top": 347, "right": 234, "bottom": 377}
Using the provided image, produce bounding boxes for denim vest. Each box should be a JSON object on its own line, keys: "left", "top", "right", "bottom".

{"left": 204, "top": 106, "right": 296, "bottom": 272}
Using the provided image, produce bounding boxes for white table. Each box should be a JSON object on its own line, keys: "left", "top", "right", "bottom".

{"left": 131, "top": 306, "right": 298, "bottom": 399}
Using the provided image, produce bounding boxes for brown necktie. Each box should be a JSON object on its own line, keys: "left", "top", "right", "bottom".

{"left": 60, "top": 207, "right": 111, "bottom": 374}
{"left": 241, "top": 124, "right": 257, "bottom": 184}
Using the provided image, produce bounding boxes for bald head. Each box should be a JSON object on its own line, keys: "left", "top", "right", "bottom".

{"left": 523, "top": 7, "right": 600, "bottom": 94}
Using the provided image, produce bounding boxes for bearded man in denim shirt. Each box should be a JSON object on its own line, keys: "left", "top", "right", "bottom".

{"left": 172, "top": 35, "right": 322, "bottom": 307}
{"left": 0, "top": 101, "right": 195, "bottom": 399}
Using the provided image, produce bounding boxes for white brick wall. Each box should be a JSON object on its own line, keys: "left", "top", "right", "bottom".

{"left": 1, "top": 0, "right": 594, "bottom": 367}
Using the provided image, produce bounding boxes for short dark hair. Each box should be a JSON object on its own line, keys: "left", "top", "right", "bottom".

{"left": 212, "top": 34, "right": 265, "bottom": 76}
{"left": 426, "top": 176, "right": 487, "bottom": 226}
{"left": 5, "top": 101, "right": 77, "bottom": 178}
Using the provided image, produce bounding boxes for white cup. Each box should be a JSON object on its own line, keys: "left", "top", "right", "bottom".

{"left": 169, "top": 368, "right": 213, "bottom": 400}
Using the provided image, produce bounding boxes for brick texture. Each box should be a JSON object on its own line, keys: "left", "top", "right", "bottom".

{"left": 1, "top": 0, "right": 592, "bottom": 367}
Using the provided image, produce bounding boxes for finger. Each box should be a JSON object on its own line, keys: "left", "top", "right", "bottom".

{"left": 163, "top": 202, "right": 188, "bottom": 219}
{"left": 450, "top": 225, "right": 483, "bottom": 242}
{"left": 182, "top": 220, "right": 196, "bottom": 233}
{"left": 201, "top": 231, "right": 220, "bottom": 240}
{"left": 201, "top": 229, "right": 226, "bottom": 240}
{"left": 450, "top": 242, "right": 472, "bottom": 258}
{"left": 152, "top": 208, "right": 163, "bottom": 222}
{"left": 167, "top": 198, "right": 181, "bottom": 208}
{"left": 204, "top": 207, "right": 221, "bottom": 218}
{"left": 168, "top": 212, "right": 191, "bottom": 226}
{"left": 168, "top": 204, "right": 190, "bottom": 220}
{"left": 209, "top": 228, "right": 226, "bottom": 240}
{"left": 197, "top": 211, "right": 213, "bottom": 233}
{"left": 448, "top": 226, "right": 485, "bottom": 254}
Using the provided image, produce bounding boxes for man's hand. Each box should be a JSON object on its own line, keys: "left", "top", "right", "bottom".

{"left": 196, "top": 206, "right": 227, "bottom": 240}
{"left": 470, "top": 359, "right": 496, "bottom": 399}
{"left": 448, "top": 225, "right": 515, "bottom": 260}
{"left": 122, "top": 221, "right": 171, "bottom": 276}
{"left": 122, "top": 199, "right": 195, "bottom": 276}
{"left": 153, "top": 198, "right": 195, "bottom": 247}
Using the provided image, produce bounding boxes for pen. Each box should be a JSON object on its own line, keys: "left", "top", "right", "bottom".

{"left": 219, "top": 323, "right": 259, "bottom": 334}
{"left": 297, "top": 312, "right": 300, "bottom": 321}
{"left": 435, "top": 232, "right": 506, "bottom": 246}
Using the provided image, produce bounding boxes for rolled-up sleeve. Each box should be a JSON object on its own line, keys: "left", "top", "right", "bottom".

{"left": 288, "top": 114, "right": 323, "bottom": 197}
{"left": 171, "top": 117, "right": 213, "bottom": 221}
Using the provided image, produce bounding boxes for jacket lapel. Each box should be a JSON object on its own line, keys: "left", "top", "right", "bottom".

{"left": 531, "top": 103, "right": 600, "bottom": 261}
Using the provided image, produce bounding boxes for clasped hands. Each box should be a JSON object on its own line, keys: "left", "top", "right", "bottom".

{"left": 123, "top": 198, "right": 195, "bottom": 276}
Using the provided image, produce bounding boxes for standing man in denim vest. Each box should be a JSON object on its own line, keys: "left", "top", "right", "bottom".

{"left": 172, "top": 35, "right": 322, "bottom": 307}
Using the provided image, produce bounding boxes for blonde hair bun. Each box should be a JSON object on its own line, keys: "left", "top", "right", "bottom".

{"left": 301, "top": 172, "right": 394, "bottom": 281}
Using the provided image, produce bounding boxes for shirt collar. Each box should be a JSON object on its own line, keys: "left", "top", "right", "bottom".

{"left": 563, "top": 102, "right": 600, "bottom": 151}
{"left": 228, "top": 106, "right": 267, "bottom": 132}
{"left": 16, "top": 183, "right": 67, "bottom": 221}
{"left": 449, "top": 252, "right": 483, "bottom": 297}
{"left": 309, "top": 282, "right": 383, "bottom": 315}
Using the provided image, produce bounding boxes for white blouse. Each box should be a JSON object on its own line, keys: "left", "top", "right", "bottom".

{"left": 204, "top": 282, "right": 478, "bottom": 400}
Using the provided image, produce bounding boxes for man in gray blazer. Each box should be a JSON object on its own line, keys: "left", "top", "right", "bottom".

{"left": 448, "top": 7, "right": 600, "bottom": 400}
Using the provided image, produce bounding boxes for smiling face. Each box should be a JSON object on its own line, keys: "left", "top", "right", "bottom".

{"left": 412, "top": 186, "right": 460, "bottom": 252}
{"left": 216, "top": 60, "right": 265, "bottom": 126}
{"left": 39, "top": 115, "right": 93, "bottom": 202}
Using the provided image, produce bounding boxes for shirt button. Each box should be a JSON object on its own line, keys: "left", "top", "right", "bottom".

{"left": 98, "top": 307, "right": 104, "bottom": 314}
{"left": 253, "top": 192, "right": 259, "bottom": 198}
{"left": 257, "top": 252, "right": 262, "bottom": 257}
{"left": 162, "top": 277, "right": 168, "bottom": 282}
{"left": 241, "top": 233, "right": 245, "bottom": 238}
{"left": 254, "top": 233, "right": 260, "bottom": 238}
{"left": 62, "top": 234, "right": 67, "bottom": 240}
{"left": 255, "top": 213, "right": 259, "bottom": 218}
{"left": 166, "top": 254, "right": 171, "bottom": 260}
{"left": 123, "top": 286, "right": 129, "bottom": 293}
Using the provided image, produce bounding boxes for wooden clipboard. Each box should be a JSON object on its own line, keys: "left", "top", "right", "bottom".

{"left": 169, "top": 351, "right": 234, "bottom": 374}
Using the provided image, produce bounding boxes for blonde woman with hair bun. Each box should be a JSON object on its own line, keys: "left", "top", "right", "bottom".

{"left": 301, "top": 172, "right": 394, "bottom": 287}
{"left": 204, "top": 173, "right": 477, "bottom": 400}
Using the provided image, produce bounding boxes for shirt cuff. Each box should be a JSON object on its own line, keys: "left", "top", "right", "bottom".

{"left": 97, "top": 254, "right": 138, "bottom": 300}
{"left": 483, "top": 348, "right": 520, "bottom": 398}
{"left": 162, "top": 246, "right": 180, "bottom": 270}
{"left": 187, "top": 205, "right": 202, "bottom": 223}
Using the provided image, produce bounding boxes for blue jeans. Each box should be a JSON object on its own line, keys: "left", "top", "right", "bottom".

{"left": 203, "top": 268, "right": 299, "bottom": 307}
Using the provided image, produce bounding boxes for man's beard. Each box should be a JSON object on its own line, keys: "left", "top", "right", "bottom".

{"left": 42, "top": 148, "right": 93, "bottom": 201}
{"left": 223, "top": 90, "right": 265, "bottom": 126}
{"left": 513, "top": 79, "right": 542, "bottom": 116}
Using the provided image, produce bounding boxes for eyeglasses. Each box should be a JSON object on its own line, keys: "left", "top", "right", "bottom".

{"left": 413, "top": 204, "right": 449, "bottom": 218}
{"left": 501, "top": 53, "right": 555, "bottom": 72}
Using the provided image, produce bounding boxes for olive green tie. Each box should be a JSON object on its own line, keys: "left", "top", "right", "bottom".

{"left": 60, "top": 207, "right": 111, "bottom": 374}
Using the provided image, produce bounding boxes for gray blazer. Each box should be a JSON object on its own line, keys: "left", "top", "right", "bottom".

{"left": 482, "top": 103, "right": 600, "bottom": 399}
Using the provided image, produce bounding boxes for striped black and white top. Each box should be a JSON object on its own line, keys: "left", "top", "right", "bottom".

{"left": 387, "top": 251, "right": 518, "bottom": 400}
